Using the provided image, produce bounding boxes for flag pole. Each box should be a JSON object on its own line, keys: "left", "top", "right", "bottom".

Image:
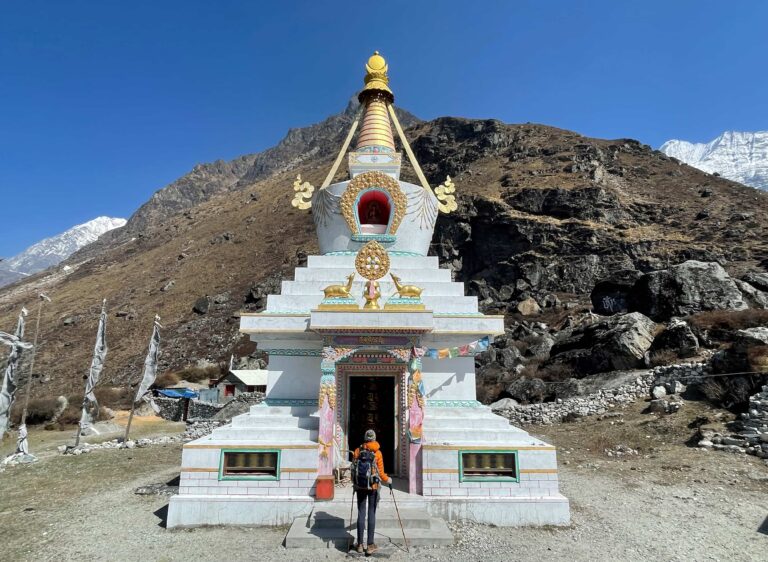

{"left": 122, "top": 314, "right": 161, "bottom": 448}
{"left": 20, "top": 294, "right": 50, "bottom": 427}
{"left": 74, "top": 299, "right": 108, "bottom": 448}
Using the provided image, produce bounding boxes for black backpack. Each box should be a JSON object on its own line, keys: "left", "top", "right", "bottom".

{"left": 352, "top": 446, "right": 378, "bottom": 490}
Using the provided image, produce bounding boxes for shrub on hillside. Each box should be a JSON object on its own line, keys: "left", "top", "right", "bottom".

{"left": 10, "top": 396, "right": 60, "bottom": 425}
{"left": 154, "top": 372, "right": 181, "bottom": 388}
{"left": 688, "top": 309, "right": 768, "bottom": 333}
{"left": 649, "top": 349, "right": 679, "bottom": 367}
{"left": 171, "top": 365, "right": 222, "bottom": 383}
{"left": 94, "top": 386, "right": 133, "bottom": 410}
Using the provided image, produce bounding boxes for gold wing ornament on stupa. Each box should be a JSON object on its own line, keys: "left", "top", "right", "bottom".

{"left": 291, "top": 175, "right": 315, "bottom": 210}
{"left": 435, "top": 176, "right": 458, "bottom": 213}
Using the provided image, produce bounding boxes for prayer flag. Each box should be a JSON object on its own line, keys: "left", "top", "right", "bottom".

{"left": 79, "top": 300, "right": 108, "bottom": 432}
{"left": 0, "top": 310, "right": 30, "bottom": 438}
{"left": 135, "top": 316, "right": 162, "bottom": 402}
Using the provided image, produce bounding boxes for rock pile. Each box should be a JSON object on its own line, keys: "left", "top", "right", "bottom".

{"left": 495, "top": 374, "right": 653, "bottom": 425}
{"left": 697, "top": 385, "right": 768, "bottom": 461}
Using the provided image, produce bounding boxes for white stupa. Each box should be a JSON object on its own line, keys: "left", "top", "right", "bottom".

{"left": 167, "top": 52, "right": 569, "bottom": 531}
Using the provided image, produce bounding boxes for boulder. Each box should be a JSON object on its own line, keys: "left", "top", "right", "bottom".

{"left": 193, "top": 296, "right": 210, "bottom": 315}
{"left": 735, "top": 280, "right": 768, "bottom": 309}
{"left": 547, "top": 312, "right": 656, "bottom": 376}
{"left": 590, "top": 269, "right": 643, "bottom": 315}
{"left": 489, "top": 397, "right": 519, "bottom": 411}
{"left": 505, "top": 377, "right": 548, "bottom": 404}
{"left": 742, "top": 272, "right": 768, "bottom": 293}
{"left": 516, "top": 297, "right": 541, "bottom": 316}
{"left": 651, "top": 385, "right": 667, "bottom": 399}
{"left": 629, "top": 261, "right": 747, "bottom": 321}
{"left": 525, "top": 334, "right": 555, "bottom": 360}
{"left": 650, "top": 319, "right": 700, "bottom": 358}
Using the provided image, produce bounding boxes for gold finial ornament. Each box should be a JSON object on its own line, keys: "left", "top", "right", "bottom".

{"left": 435, "top": 176, "right": 458, "bottom": 213}
{"left": 291, "top": 174, "right": 314, "bottom": 209}
{"left": 359, "top": 51, "right": 394, "bottom": 103}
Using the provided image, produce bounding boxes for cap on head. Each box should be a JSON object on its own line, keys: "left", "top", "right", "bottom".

{"left": 364, "top": 429, "right": 376, "bottom": 442}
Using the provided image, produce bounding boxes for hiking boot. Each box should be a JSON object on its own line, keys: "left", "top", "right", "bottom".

{"left": 366, "top": 543, "right": 379, "bottom": 555}
{"left": 354, "top": 543, "right": 364, "bottom": 554}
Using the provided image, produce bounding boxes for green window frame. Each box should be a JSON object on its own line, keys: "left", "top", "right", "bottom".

{"left": 458, "top": 450, "right": 519, "bottom": 482}
{"left": 219, "top": 448, "right": 281, "bottom": 481}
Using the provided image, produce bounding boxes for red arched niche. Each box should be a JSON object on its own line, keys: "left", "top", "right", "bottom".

{"left": 358, "top": 190, "right": 391, "bottom": 227}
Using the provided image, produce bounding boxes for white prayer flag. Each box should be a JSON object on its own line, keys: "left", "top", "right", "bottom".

{"left": 79, "top": 300, "right": 108, "bottom": 432}
{"left": 134, "top": 316, "right": 162, "bottom": 402}
{"left": 0, "top": 309, "right": 30, "bottom": 437}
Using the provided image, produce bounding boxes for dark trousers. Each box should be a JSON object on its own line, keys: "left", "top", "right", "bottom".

{"left": 356, "top": 488, "right": 379, "bottom": 546}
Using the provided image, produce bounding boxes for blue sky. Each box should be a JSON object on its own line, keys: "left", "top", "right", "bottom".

{"left": 1, "top": 1, "right": 766, "bottom": 257}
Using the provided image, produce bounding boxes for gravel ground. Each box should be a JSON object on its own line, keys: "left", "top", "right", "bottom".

{"left": 2, "top": 404, "right": 768, "bottom": 561}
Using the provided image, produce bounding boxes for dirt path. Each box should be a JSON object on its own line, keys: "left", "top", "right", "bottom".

{"left": 2, "top": 404, "right": 767, "bottom": 561}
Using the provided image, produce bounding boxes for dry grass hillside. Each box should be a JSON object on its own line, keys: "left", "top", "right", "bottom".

{"left": 1, "top": 117, "right": 768, "bottom": 400}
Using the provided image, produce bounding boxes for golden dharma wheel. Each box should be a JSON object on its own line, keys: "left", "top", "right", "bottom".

{"left": 355, "top": 240, "right": 391, "bottom": 281}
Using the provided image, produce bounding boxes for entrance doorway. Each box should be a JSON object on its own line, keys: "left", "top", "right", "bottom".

{"left": 347, "top": 376, "right": 396, "bottom": 475}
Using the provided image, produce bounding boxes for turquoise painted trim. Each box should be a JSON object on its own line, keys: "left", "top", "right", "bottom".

{"left": 321, "top": 296, "right": 357, "bottom": 305}
{"left": 351, "top": 233, "right": 397, "bottom": 243}
{"left": 262, "top": 398, "right": 319, "bottom": 407}
{"left": 324, "top": 251, "right": 424, "bottom": 257}
{"left": 263, "top": 349, "right": 322, "bottom": 356}
{"left": 219, "top": 448, "right": 281, "bottom": 481}
{"left": 458, "top": 450, "right": 519, "bottom": 483}
{"left": 387, "top": 296, "right": 423, "bottom": 305}
{"left": 426, "top": 400, "right": 483, "bottom": 408}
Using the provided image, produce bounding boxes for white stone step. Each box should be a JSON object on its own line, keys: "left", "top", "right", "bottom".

{"left": 307, "top": 255, "right": 441, "bottom": 269}
{"left": 294, "top": 267, "right": 452, "bottom": 282}
{"left": 209, "top": 426, "right": 318, "bottom": 441}
{"left": 266, "top": 294, "right": 478, "bottom": 314}
{"left": 280, "top": 280, "right": 466, "bottom": 297}
{"left": 426, "top": 429, "right": 531, "bottom": 443}
{"left": 424, "top": 417, "right": 514, "bottom": 430}
{"left": 230, "top": 414, "right": 318, "bottom": 430}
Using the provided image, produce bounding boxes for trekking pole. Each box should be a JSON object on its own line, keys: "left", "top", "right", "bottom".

{"left": 348, "top": 488, "right": 355, "bottom": 548}
{"left": 389, "top": 485, "right": 409, "bottom": 553}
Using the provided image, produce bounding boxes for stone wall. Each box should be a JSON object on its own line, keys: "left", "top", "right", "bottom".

{"left": 155, "top": 396, "right": 185, "bottom": 421}
{"left": 495, "top": 374, "right": 653, "bottom": 425}
{"left": 189, "top": 400, "right": 225, "bottom": 419}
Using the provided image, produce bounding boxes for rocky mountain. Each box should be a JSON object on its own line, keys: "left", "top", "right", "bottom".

{"left": 1, "top": 114, "right": 767, "bottom": 404}
{"left": 660, "top": 131, "right": 768, "bottom": 191}
{"left": 0, "top": 216, "right": 126, "bottom": 287}
{"left": 79, "top": 100, "right": 420, "bottom": 261}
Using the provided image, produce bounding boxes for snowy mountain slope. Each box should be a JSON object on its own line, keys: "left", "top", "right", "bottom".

{"left": 660, "top": 131, "right": 768, "bottom": 191}
{"left": 0, "top": 216, "right": 126, "bottom": 287}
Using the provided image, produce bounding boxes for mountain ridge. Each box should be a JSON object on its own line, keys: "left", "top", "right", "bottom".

{"left": 660, "top": 130, "right": 768, "bottom": 191}
{"left": 0, "top": 216, "right": 126, "bottom": 288}
{"left": 1, "top": 114, "right": 767, "bottom": 399}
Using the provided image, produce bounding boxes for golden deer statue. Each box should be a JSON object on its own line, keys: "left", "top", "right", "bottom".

{"left": 390, "top": 273, "right": 423, "bottom": 298}
{"left": 323, "top": 273, "right": 355, "bottom": 299}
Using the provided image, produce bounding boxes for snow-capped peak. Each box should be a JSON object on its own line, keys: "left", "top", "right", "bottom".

{"left": 0, "top": 216, "right": 126, "bottom": 286}
{"left": 660, "top": 131, "right": 768, "bottom": 191}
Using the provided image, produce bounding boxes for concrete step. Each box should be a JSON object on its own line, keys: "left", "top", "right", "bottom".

{"left": 231, "top": 414, "right": 318, "bottom": 430}
{"left": 311, "top": 508, "right": 433, "bottom": 529}
{"left": 294, "top": 267, "right": 452, "bottom": 282}
{"left": 281, "top": 280, "right": 466, "bottom": 297}
{"left": 307, "top": 255, "right": 441, "bottom": 269}
{"left": 285, "top": 515, "right": 453, "bottom": 549}
{"left": 424, "top": 417, "right": 514, "bottom": 430}
{"left": 266, "top": 294, "right": 478, "bottom": 313}
{"left": 425, "top": 429, "right": 530, "bottom": 442}
{"left": 209, "top": 426, "right": 318, "bottom": 441}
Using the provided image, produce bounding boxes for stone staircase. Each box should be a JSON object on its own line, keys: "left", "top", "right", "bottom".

{"left": 285, "top": 503, "right": 453, "bottom": 549}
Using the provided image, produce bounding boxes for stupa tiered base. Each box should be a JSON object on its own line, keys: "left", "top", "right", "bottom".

{"left": 167, "top": 51, "right": 569, "bottom": 530}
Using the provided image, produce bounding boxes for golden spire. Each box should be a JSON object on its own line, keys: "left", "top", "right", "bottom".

{"left": 356, "top": 51, "right": 395, "bottom": 151}
{"left": 359, "top": 51, "right": 394, "bottom": 103}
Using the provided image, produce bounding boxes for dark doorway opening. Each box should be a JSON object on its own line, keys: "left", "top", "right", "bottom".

{"left": 348, "top": 375, "right": 396, "bottom": 475}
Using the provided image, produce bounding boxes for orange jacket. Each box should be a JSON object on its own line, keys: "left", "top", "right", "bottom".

{"left": 353, "top": 441, "right": 390, "bottom": 489}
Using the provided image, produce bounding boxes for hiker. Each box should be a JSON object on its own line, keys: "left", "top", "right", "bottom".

{"left": 352, "top": 429, "right": 392, "bottom": 555}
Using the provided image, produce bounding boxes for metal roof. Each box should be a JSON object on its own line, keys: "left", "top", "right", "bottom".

{"left": 224, "top": 369, "right": 269, "bottom": 386}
